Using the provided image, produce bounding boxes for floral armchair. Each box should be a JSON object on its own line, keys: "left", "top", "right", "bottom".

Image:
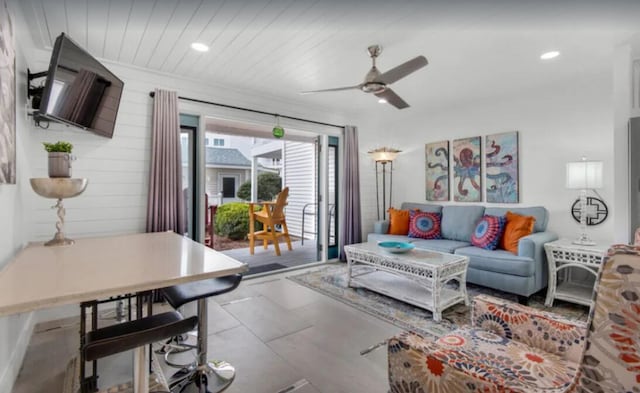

{"left": 388, "top": 244, "right": 640, "bottom": 392}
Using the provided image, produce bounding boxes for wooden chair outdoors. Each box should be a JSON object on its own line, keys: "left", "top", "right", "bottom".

{"left": 248, "top": 187, "right": 292, "bottom": 256}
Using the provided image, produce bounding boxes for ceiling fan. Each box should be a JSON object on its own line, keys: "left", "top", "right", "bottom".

{"left": 300, "top": 45, "right": 428, "bottom": 109}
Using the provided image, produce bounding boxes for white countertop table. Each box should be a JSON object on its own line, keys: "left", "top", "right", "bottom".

{"left": 0, "top": 231, "right": 248, "bottom": 392}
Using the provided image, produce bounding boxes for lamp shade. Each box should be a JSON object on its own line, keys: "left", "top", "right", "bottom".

{"left": 368, "top": 147, "right": 401, "bottom": 163}
{"left": 565, "top": 160, "right": 603, "bottom": 189}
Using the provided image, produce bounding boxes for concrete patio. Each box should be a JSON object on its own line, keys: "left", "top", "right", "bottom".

{"left": 221, "top": 240, "right": 320, "bottom": 275}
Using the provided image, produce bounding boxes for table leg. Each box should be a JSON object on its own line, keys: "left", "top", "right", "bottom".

{"left": 133, "top": 345, "right": 149, "bottom": 393}
{"left": 545, "top": 265, "right": 557, "bottom": 307}
{"left": 432, "top": 281, "right": 441, "bottom": 322}
{"left": 346, "top": 255, "right": 353, "bottom": 287}
{"left": 460, "top": 272, "right": 470, "bottom": 306}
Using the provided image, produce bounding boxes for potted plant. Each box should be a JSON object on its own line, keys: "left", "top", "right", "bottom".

{"left": 43, "top": 141, "right": 74, "bottom": 178}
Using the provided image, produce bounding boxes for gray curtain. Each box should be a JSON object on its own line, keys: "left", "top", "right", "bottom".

{"left": 339, "top": 125, "right": 362, "bottom": 261}
{"left": 146, "top": 89, "right": 185, "bottom": 234}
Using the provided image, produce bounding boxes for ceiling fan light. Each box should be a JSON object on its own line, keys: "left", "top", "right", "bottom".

{"left": 378, "top": 98, "right": 387, "bottom": 104}
{"left": 540, "top": 50, "right": 560, "bottom": 60}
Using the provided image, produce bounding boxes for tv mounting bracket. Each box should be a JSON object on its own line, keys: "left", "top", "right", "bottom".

{"left": 26, "top": 68, "right": 52, "bottom": 128}
{"left": 27, "top": 68, "right": 47, "bottom": 104}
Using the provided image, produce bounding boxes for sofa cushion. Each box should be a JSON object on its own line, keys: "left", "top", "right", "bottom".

{"left": 441, "top": 205, "right": 485, "bottom": 242}
{"left": 388, "top": 207, "right": 411, "bottom": 235}
{"left": 413, "top": 239, "right": 471, "bottom": 254}
{"left": 455, "top": 246, "right": 535, "bottom": 276}
{"left": 408, "top": 211, "right": 442, "bottom": 239}
{"left": 500, "top": 211, "right": 535, "bottom": 253}
{"left": 471, "top": 215, "right": 506, "bottom": 250}
{"left": 484, "top": 206, "right": 548, "bottom": 233}
{"left": 400, "top": 202, "right": 442, "bottom": 213}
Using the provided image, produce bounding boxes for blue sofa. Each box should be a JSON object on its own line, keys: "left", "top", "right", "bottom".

{"left": 367, "top": 202, "right": 558, "bottom": 298}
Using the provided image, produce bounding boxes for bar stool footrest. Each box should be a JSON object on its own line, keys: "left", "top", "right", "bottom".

{"left": 83, "top": 311, "right": 198, "bottom": 362}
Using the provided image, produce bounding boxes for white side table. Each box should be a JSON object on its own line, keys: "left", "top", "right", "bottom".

{"left": 544, "top": 239, "right": 607, "bottom": 307}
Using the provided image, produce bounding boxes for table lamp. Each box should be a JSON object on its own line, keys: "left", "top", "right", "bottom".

{"left": 565, "top": 157, "right": 603, "bottom": 245}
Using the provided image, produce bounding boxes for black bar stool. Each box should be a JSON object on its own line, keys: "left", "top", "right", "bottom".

{"left": 83, "top": 310, "right": 197, "bottom": 392}
{"left": 160, "top": 274, "right": 243, "bottom": 393}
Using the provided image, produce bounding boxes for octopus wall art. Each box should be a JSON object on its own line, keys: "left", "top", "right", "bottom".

{"left": 425, "top": 140, "right": 449, "bottom": 201}
{"left": 453, "top": 136, "right": 482, "bottom": 202}
{"left": 486, "top": 131, "right": 519, "bottom": 203}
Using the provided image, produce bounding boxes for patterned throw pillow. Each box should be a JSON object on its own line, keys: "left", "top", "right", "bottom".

{"left": 471, "top": 215, "right": 507, "bottom": 250}
{"left": 408, "top": 211, "right": 442, "bottom": 239}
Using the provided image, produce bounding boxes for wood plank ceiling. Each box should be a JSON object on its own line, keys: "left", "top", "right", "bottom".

{"left": 18, "top": 0, "right": 640, "bottom": 115}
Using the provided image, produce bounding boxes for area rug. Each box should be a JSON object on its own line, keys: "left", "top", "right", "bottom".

{"left": 288, "top": 264, "right": 589, "bottom": 339}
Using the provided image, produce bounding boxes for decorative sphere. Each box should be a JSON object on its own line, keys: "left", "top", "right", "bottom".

{"left": 272, "top": 126, "right": 285, "bottom": 139}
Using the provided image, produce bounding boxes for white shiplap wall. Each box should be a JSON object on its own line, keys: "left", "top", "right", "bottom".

{"left": 26, "top": 49, "right": 348, "bottom": 241}
{"left": 283, "top": 141, "right": 317, "bottom": 239}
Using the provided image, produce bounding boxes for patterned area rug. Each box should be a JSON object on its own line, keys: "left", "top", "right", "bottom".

{"left": 288, "top": 264, "right": 589, "bottom": 339}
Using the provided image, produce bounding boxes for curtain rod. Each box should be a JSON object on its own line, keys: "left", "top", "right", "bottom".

{"left": 148, "top": 91, "right": 344, "bottom": 129}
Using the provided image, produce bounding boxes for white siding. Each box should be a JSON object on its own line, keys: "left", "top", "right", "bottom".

{"left": 283, "top": 141, "right": 317, "bottom": 239}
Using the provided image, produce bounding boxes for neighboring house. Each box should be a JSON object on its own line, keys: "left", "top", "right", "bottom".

{"left": 205, "top": 147, "right": 252, "bottom": 203}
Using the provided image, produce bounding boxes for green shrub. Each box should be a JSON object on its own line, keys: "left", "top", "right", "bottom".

{"left": 215, "top": 202, "right": 261, "bottom": 240}
{"left": 237, "top": 172, "right": 282, "bottom": 201}
{"left": 236, "top": 181, "right": 251, "bottom": 201}
{"left": 43, "top": 141, "right": 73, "bottom": 153}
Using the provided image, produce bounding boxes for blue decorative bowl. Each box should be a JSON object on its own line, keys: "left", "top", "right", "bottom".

{"left": 377, "top": 241, "right": 415, "bottom": 254}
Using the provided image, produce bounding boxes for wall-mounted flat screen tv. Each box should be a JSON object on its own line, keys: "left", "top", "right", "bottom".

{"left": 38, "top": 33, "right": 124, "bottom": 138}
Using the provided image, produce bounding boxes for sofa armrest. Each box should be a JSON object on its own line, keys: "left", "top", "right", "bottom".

{"left": 471, "top": 294, "right": 588, "bottom": 363}
{"left": 373, "top": 220, "right": 389, "bottom": 234}
{"left": 388, "top": 331, "right": 511, "bottom": 391}
{"left": 517, "top": 231, "right": 558, "bottom": 259}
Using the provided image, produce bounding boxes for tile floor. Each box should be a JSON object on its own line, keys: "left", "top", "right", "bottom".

{"left": 13, "top": 263, "right": 402, "bottom": 393}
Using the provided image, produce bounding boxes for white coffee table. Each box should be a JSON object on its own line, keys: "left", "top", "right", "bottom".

{"left": 344, "top": 242, "right": 469, "bottom": 322}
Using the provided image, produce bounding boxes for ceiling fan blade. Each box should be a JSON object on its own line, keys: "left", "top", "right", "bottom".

{"left": 299, "top": 85, "right": 362, "bottom": 95}
{"left": 377, "top": 56, "right": 428, "bottom": 85}
{"left": 375, "top": 88, "right": 409, "bottom": 109}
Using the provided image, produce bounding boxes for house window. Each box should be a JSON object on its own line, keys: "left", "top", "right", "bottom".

{"left": 222, "top": 177, "right": 235, "bottom": 198}
{"left": 205, "top": 137, "right": 210, "bottom": 146}
{"left": 213, "top": 138, "right": 225, "bottom": 146}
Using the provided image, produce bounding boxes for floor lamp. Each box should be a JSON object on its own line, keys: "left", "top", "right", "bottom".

{"left": 369, "top": 147, "right": 401, "bottom": 220}
{"left": 566, "top": 157, "right": 603, "bottom": 245}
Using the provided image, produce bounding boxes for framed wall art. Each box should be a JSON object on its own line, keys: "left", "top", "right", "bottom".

{"left": 0, "top": 0, "right": 15, "bottom": 184}
{"left": 486, "top": 131, "right": 519, "bottom": 203}
{"left": 425, "top": 140, "right": 449, "bottom": 201}
{"left": 452, "top": 136, "right": 481, "bottom": 202}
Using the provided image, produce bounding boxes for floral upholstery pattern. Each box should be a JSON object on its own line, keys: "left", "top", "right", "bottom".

{"left": 572, "top": 244, "right": 640, "bottom": 392}
{"left": 472, "top": 295, "right": 587, "bottom": 363}
{"left": 388, "top": 244, "right": 640, "bottom": 392}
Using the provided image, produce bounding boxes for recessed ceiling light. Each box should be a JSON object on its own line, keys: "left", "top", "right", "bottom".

{"left": 378, "top": 98, "right": 387, "bottom": 104}
{"left": 191, "top": 42, "right": 209, "bottom": 52}
{"left": 540, "top": 51, "right": 560, "bottom": 60}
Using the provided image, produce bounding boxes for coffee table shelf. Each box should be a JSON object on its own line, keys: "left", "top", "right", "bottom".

{"left": 345, "top": 243, "right": 469, "bottom": 322}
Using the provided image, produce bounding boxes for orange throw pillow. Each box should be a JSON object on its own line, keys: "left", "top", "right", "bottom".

{"left": 388, "top": 208, "right": 411, "bottom": 235}
{"left": 500, "top": 211, "right": 536, "bottom": 253}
